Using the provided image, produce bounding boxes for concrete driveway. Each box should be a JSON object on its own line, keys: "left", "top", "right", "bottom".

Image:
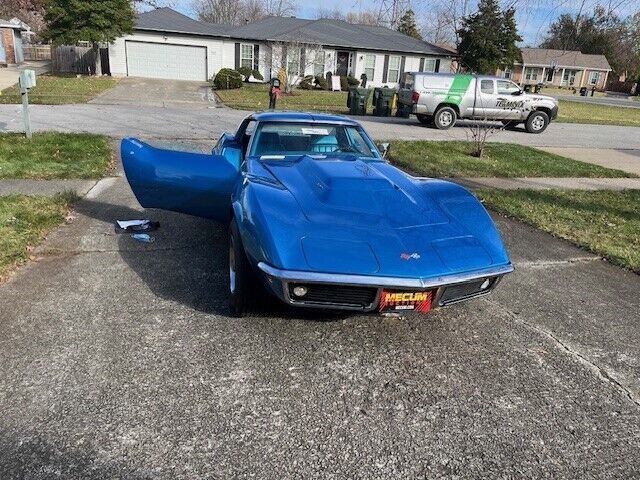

{"left": 89, "top": 77, "right": 218, "bottom": 109}
{"left": 0, "top": 169, "right": 639, "bottom": 478}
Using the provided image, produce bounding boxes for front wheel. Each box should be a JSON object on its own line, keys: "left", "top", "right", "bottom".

{"left": 434, "top": 106, "right": 457, "bottom": 130}
{"left": 525, "top": 111, "right": 549, "bottom": 134}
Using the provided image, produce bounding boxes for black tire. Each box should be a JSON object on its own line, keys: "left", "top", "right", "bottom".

{"left": 525, "top": 111, "right": 549, "bottom": 134}
{"left": 416, "top": 114, "right": 432, "bottom": 125}
{"left": 228, "top": 218, "right": 253, "bottom": 317}
{"left": 433, "top": 106, "right": 457, "bottom": 130}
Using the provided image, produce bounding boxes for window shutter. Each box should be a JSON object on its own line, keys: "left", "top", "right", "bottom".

{"left": 300, "top": 48, "right": 306, "bottom": 76}
{"left": 234, "top": 43, "right": 240, "bottom": 70}
{"left": 419, "top": 58, "right": 425, "bottom": 72}
{"left": 253, "top": 44, "right": 259, "bottom": 71}
{"left": 399, "top": 56, "right": 406, "bottom": 76}
{"left": 435, "top": 59, "right": 441, "bottom": 73}
{"left": 382, "top": 55, "right": 389, "bottom": 83}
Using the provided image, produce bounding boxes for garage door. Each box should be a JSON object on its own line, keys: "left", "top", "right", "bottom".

{"left": 125, "top": 41, "right": 207, "bottom": 81}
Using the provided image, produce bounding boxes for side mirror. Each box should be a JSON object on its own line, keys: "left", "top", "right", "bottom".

{"left": 378, "top": 142, "right": 390, "bottom": 158}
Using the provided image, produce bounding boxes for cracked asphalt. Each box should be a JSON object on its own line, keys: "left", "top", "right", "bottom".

{"left": 1, "top": 166, "right": 639, "bottom": 478}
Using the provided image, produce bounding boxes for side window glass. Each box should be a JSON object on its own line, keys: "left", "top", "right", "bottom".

{"left": 497, "top": 80, "right": 520, "bottom": 95}
{"left": 480, "top": 80, "right": 494, "bottom": 94}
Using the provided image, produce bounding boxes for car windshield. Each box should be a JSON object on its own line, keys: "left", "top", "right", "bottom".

{"left": 250, "top": 122, "right": 377, "bottom": 158}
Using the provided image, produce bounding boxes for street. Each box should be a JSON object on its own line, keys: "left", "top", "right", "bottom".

{"left": 0, "top": 175, "right": 638, "bottom": 478}
{"left": 1, "top": 102, "right": 640, "bottom": 148}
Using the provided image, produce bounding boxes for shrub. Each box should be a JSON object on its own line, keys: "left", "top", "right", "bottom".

{"left": 340, "top": 76, "right": 349, "bottom": 91}
{"left": 252, "top": 69, "right": 264, "bottom": 81}
{"left": 314, "top": 74, "right": 328, "bottom": 90}
{"left": 346, "top": 75, "right": 360, "bottom": 86}
{"left": 299, "top": 75, "right": 314, "bottom": 90}
{"left": 236, "top": 66, "right": 253, "bottom": 81}
{"left": 213, "top": 68, "right": 243, "bottom": 89}
{"left": 277, "top": 68, "right": 288, "bottom": 87}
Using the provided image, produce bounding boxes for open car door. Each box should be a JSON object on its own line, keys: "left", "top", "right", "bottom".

{"left": 121, "top": 138, "right": 238, "bottom": 221}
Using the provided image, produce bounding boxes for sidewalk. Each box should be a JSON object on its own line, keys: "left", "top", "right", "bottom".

{"left": 538, "top": 147, "right": 640, "bottom": 176}
{"left": 0, "top": 179, "right": 99, "bottom": 196}
{"left": 459, "top": 177, "right": 640, "bottom": 190}
{"left": 0, "top": 61, "right": 51, "bottom": 90}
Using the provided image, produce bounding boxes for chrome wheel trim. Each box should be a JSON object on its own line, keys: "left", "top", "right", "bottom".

{"left": 439, "top": 110, "right": 453, "bottom": 126}
{"left": 531, "top": 114, "right": 545, "bottom": 130}
{"left": 229, "top": 238, "right": 236, "bottom": 294}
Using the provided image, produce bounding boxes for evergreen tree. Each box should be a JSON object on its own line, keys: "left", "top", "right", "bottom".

{"left": 457, "top": 0, "right": 521, "bottom": 74}
{"left": 42, "top": 0, "right": 135, "bottom": 45}
{"left": 397, "top": 9, "right": 422, "bottom": 40}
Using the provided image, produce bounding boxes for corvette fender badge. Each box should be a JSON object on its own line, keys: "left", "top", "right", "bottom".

{"left": 400, "top": 252, "right": 421, "bottom": 260}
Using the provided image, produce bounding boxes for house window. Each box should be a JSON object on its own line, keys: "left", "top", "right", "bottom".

{"left": 287, "top": 48, "right": 301, "bottom": 76}
{"left": 387, "top": 55, "right": 401, "bottom": 83}
{"left": 365, "top": 54, "right": 376, "bottom": 80}
{"left": 563, "top": 69, "right": 577, "bottom": 85}
{"left": 589, "top": 71, "right": 600, "bottom": 85}
{"left": 240, "top": 44, "right": 254, "bottom": 69}
{"left": 422, "top": 58, "right": 437, "bottom": 72}
{"left": 503, "top": 68, "right": 512, "bottom": 79}
{"left": 313, "top": 50, "right": 325, "bottom": 76}
{"left": 525, "top": 67, "right": 542, "bottom": 82}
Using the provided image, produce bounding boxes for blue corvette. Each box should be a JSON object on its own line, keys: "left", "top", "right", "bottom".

{"left": 121, "top": 112, "right": 513, "bottom": 316}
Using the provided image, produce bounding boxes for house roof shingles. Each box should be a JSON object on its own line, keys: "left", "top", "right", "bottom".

{"left": 135, "top": 8, "right": 454, "bottom": 56}
{"left": 521, "top": 48, "right": 611, "bottom": 71}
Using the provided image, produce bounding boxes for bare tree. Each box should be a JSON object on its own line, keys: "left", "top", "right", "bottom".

{"left": 263, "top": 0, "right": 297, "bottom": 17}
{"left": 345, "top": 10, "right": 385, "bottom": 26}
{"left": 193, "top": 0, "right": 265, "bottom": 25}
{"left": 268, "top": 38, "right": 324, "bottom": 92}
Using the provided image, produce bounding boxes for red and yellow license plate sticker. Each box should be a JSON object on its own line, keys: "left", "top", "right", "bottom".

{"left": 379, "top": 290, "right": 433, "bottom": 313}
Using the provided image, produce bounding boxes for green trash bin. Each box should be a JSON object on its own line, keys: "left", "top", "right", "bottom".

{"left": 373, "top": 87, "right": 394, "bottom": 117}
{"left": 347, "top": 87, "right": 371, "bottom": 116}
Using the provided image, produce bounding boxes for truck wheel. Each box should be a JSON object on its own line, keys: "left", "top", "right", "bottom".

{"left": 525, "top": 111, "right": 549, "bottom": 134}
{"left": 416, "top": 114, "right": 432, "bottom": 125}
{"left": 228, "top": 218, "right": 253, "bottom": 317}
{"left": 434, "top": 107, "right": 456, "bottom": 130}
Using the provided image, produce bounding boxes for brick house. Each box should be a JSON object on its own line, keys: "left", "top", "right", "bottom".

{"left": 496, "top": 48, "right": 612, "bottom": 91}
{"left": 0, "top": 18, "right": 29, "bottom": 66}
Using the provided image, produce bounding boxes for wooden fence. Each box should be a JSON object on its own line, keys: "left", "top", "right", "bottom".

{"left": 51, "top": 45, "right": 110, "bottom": 75}
{"left": 23, "top": 45, "right": 51, "bottom": 61}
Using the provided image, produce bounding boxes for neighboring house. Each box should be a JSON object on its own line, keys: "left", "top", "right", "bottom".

{"left": 108, "top": 8, "right": 456, "bottom": 86}
{"left": 496, "top": 48, "right": 612, "bottom": 90}
{"left": 0, "top": 18, "right": 29, "bottom": 66}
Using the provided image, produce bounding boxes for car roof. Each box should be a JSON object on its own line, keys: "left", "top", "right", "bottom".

{"left": 250, "top": 111, "right": 361, "bottom": 126}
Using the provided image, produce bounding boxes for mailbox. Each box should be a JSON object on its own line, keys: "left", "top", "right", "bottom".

{"left": 19, "top": 69, "right": 37, "bottom": 94}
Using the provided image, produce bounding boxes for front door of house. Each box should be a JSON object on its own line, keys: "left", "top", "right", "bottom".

{"left": 336, "top": 51, "right": 349, "bottom": 76}
{"left": 546, "top": 68, "right": 554, "bottom": 82}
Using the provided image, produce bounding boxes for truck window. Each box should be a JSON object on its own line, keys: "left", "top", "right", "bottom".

{"left": 480, "top": 80, "right": 494, "bottom": 94}
{"left": 497, "top": 80, "right": 521, "bottom": 95}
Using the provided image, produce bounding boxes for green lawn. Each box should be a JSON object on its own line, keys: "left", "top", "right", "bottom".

{"left": 557, "top": 100, "right": 640, "bottom": 127}
{"left": 477, "top": 189, "right": 640, "bottom": 272}
{"left": 389, "top": 141, "right": 632, "bottom": 178}
{"left": 0, "top": 132, "right": 113, "bottom": 179}
{"left": 0, "top": 74, "right": 118, "bottom": 105}
{"left": 216, "top": 83, "right": 352, "bottom": 113}
{"left": 0, "top": 193, "right": 78, "bottom": 279}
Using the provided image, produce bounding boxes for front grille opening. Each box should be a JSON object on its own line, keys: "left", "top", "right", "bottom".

{"left": 438, "top": 277, "right": 496, "bottom": 305}
{"left": 288, "top": 283, "right": 377, "bottom": 309}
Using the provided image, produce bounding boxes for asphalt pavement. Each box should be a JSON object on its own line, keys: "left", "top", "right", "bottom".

{"left": 1, "top": 174, "right": 638, "bottom": 478}
{"left": 557, "top": 95, "right": 640, "bottom": 109}
{"left": 1, "top": 103, "right": 640, "bottom": 149}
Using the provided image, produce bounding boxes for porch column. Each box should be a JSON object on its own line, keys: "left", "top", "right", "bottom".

{"left": 520, "top": 64, "right": 526, "bottom": 86}
{"left": 602, "top": 71, "right": 609, "bottom": 90}
{"left": 541, "top": 67, "right": 546, "bottom": 83}
{"left": 561, "top": 68, "right": 565, "bottom": 86}
{"left": 581, "top": 69, "right": 587, "bottom": 87}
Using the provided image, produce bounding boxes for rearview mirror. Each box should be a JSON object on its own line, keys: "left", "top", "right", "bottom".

{"left": 378, "top": 142, "right": 390, "bottom": 158}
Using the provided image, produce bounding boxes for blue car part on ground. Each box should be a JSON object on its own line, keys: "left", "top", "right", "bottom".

{"left": 121, "top": 112, "right": 513, "bottom": 316}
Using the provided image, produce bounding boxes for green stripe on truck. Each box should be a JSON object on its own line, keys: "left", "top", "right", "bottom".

{"left": 444, "top": 74, "right": 473, "bottom": 105}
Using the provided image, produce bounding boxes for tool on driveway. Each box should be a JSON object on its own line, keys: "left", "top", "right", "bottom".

{"left": 115, "top": 219, "right": 160, "bottom": 233}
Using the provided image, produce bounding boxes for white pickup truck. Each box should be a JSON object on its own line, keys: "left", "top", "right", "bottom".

{"left": 397, "top": 72, "right": 559, "bottom": 133}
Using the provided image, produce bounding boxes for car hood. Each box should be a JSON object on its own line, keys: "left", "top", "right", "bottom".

{"left": 261, "top": 156, "right": 502, "bottom": 277}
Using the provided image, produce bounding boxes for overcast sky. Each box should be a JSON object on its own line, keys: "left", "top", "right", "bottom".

{"left": 166, "top": 0, "right": 638, "bottom": 46}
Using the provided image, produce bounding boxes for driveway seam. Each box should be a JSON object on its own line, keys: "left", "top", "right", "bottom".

{"left": 485, "top": 297, "right": 640, "bottom": 408}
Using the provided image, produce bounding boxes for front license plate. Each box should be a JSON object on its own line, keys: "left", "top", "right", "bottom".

{"left": 379, "top": 290, "right": 433, "bottom": 313}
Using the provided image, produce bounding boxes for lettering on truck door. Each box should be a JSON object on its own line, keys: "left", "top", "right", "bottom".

{"left": 496, "top": 80, "right": 525, "bottom": 119}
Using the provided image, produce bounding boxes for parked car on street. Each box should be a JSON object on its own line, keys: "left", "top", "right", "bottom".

{"left": 121, "top": 112, "right": 514, "bottom": 316}
{"left": 398, "top": 73, "right": 559, "bottom": 133}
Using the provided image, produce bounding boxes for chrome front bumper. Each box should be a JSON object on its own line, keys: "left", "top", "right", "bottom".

{"left": 257, "top": 262, "right": 515, "bottom": 311}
